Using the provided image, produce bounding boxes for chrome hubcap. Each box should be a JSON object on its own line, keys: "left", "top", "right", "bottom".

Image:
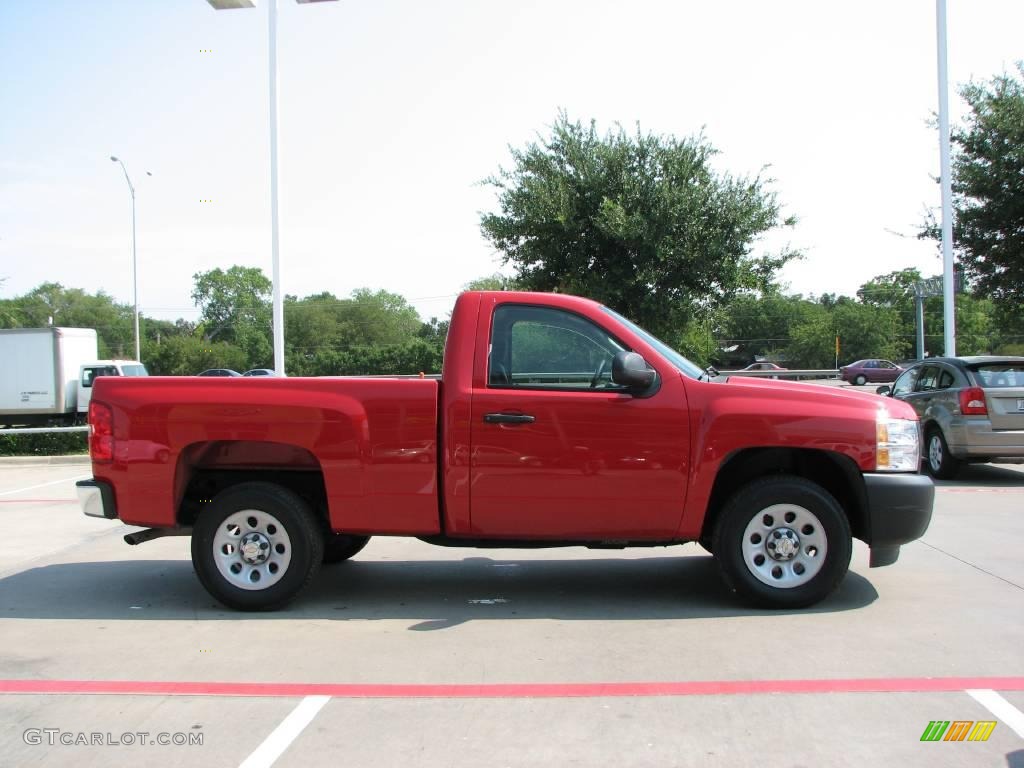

{"left": 929, "top": 435, "right": 942, "bottom": 470}
{"left": 213, "top": 510, "right": 292, "bottom": 590}
{"left": 768, "top": 528, "right": 800, "bottom": 560}
{"left": 239, "top": 532, "right": 271, "bottom": 565}
{"left": 742, "top": 504, "right": 827, "bottom": 588}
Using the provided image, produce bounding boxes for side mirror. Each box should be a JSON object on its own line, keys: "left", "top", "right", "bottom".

{"left": 612, "top": 351, "right": 656, "bottom": 393}
{"left": 875, "top": 385, "right": 892, "bottom": 396}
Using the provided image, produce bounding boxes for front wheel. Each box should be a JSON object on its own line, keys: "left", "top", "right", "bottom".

{"left": 712, "top": 476, "right": 852, "bottom": 609}
{"left": 192, "top": 482, "right": 324, "bottom": 611}
{"left": 854, "top": 374, "right": 867, "bottom": 386}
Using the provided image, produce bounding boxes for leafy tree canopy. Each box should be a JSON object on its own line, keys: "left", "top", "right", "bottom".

{"left": 923, "top": 63, "right": 1024, "bottom": 306}
{"left": 480, "top": 112, "right": 799, "bottom": 337}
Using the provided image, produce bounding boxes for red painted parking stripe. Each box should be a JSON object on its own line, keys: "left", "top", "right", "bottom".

{"left": 1, "top": 677, "right": 1022, "bottom": 699}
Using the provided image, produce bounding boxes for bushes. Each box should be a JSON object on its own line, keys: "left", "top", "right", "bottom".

{"left": 0, "top": 431, "right": 88, "bottom": 456}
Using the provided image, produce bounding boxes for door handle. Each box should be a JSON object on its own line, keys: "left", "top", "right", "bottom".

{"left": 484, "top": 413, "right": 536, "bottom": 425}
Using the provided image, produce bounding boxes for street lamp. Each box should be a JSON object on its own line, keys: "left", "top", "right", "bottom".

{"left": 935, "top": 0, "right": 956, "bottom": 356}
{"left": 110, "top": 156, "right": 152, "bottom": 363}
{"left": 207, "top": 0, "right": 339, "bottom": 376}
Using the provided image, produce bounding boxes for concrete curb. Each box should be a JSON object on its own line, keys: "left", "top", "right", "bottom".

{"left": 0, "top": 455, "right": 91, "bottom": 466}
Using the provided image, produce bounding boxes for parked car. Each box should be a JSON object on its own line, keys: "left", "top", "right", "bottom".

{"left": 739, "top": 362, "right": 788, "bottom": 379}
{"left": 876, "top": 356, "right": 1024, "bottom": 478}
{"left": 841, "top": 359, "right": 903, "bottom": 386}
{"left": 197, "top": 369, "right": 242, "bottom": 377}
{"left": 243, "top": 368, "right": 279, "bottom": 376}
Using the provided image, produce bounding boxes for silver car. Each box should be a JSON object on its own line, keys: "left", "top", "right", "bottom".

{"left": 877, "top": 356, "right": 1024, "bottom": 478}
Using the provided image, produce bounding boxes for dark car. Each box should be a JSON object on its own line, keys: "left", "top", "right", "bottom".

{"left": 242, "top": 368, "right": 280, "bottom": 376}
{"left": 840, "top": 359, "right": 903, "bottom": 386}
{"left": 197, "top": 368, "right": 242, "bottom": 377}
{"left": 876, "top": 356, "right": 1024, "bottom": 478}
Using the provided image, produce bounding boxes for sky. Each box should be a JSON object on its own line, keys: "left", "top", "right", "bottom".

{"left": 1, "top": 0, "right": 1022, "bottom": 326}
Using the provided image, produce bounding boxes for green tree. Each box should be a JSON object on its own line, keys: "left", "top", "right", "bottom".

{"left": 144, "top": 335, "right": 248, "bottom": 375}
{"left": 722, "top": 294, "right": 826, "bottom": 363}
{"left": 192, "top": 266, "right": 272, "bottom": 366}
{"left": 338, "top": 288, "right": 422, "bottom": 347}
{"left": 480, "top": 113, "right": 799, "bottom": 338}
{"left": 464, "top": 273, "right": 521, "bottom": 292}
{"left": 787, "top": 314, "right": 837, "bottom": 369}
{"left": 833, "top": 300, "right": 906, "bottom": 364}
{"left": 922, "top": 63, "right": 1024, "bottom": 306}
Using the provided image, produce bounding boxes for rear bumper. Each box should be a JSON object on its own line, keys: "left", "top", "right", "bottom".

{"left": 77, "top": 479, "right": 117, "bottom": 520}
{"left": 862, "top": 472, "right": 934, "bottom": 567}
{"left": 947, "top": 419, "right": 1024, "bottom": 459}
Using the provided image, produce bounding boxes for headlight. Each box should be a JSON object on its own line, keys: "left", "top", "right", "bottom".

{"left": 876, "top": 414, "right": 921, "bottom": 472}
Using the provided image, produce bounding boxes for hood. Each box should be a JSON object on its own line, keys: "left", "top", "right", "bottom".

{"left": 720, "top": 375, "right": 918, "bottom": 420}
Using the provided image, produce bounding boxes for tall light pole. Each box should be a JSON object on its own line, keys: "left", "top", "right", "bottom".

{"left": 110, "top": 156, "right": 152, "bottom": 363}
{"left": 936, "top": 0, "right": 956, "bottom": 356}
{"left": 207, "top": 0, "right": 338, "bottom": 376}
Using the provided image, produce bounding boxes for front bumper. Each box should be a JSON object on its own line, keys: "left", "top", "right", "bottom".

{"left": 77, "top": 479, "right": 117, "bottom": 520}
{"left": 862, "top": 472, "right": 934, "bottom": 567}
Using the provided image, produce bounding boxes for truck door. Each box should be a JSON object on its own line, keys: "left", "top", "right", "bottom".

{"left": 469, "top": 303, "right": 689, "bottom": 539}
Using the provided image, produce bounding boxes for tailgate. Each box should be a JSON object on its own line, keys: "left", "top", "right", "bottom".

{"left": 971, "top": 363, "right": 1024, "bottom": 430}
{"left": 986, "top": 386, "right": 1024, "bottom": 430}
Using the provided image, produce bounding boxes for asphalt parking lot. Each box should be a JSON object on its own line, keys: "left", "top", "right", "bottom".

{"left": 0, "top": 457, "right": 1022, "bottom": 767}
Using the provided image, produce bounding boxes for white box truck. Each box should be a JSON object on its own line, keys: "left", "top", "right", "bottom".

{"left": 0, "top": 328, "right": 100, "bottom": 427}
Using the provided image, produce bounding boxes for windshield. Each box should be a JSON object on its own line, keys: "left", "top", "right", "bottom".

{"left": 121, "top": 365, "right": 149, "bottom": 376}
{"left": 601, "top": 306, "right": 705, "bottom": 379}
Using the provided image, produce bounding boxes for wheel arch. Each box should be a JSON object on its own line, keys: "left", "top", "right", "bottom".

{"left": 701, "top": 448, "right": 868, "bottom": 545}
{"left": 175, "top": 440, "right": 329, "bottom": 529}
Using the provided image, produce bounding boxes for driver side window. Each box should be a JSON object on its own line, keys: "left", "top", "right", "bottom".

{"left": 892, "top": 367, "right": 919, "bottom": 397}
{"left": 489, "top": 305, "right": 626, "bottom": 391}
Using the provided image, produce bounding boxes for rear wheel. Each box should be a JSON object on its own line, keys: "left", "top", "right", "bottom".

{"left": 925, "top": 427, "right": 961, "bottom": 479}
{"left": 712, "top": 476, "right": 852, "bottom": 609}
{"left": 191, "top": 482, "right": 324, "bottom": 611}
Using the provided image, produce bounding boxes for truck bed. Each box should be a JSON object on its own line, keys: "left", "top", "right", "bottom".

{"left": 91, "top": 376, "right": 440, "bottom": 534}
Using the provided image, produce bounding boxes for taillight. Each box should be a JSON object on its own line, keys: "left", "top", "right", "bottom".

{"left": 959, "top": 387, "right": 988, "bottom": 416}
{"left": 89, "top": 401, "right": 113, "bottom": 462}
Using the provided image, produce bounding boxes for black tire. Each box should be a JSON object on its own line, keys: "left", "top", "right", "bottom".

{"left": 854, "top": 374, "right": 867, "bottom": 386}
{"left": 712, "top": 475, "right": 852, "bottom": 609}
{"left": 323, "top": 533, "right": 371, "bottom": 564}
{"left": 191, "top": 482, "right": 324, "bottom": 611}
{"left": 924, "top": 426, "right": 961, "bottom": 479}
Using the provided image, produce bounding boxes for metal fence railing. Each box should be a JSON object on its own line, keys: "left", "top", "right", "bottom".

{"left": 0, "top": 426, "right": 89, "bottom": 435}
{"left": 719, "top": 369, "right": 841, "bottom": 380}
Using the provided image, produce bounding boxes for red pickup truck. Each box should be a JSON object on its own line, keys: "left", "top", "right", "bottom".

{"left": 78, "top": 291, "right": 933, "bottom": 611}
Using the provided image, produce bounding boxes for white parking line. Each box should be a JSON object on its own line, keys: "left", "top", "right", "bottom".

{"left": 239, "top": 695, "right": 331, "bottom": 768}
{"left": 967, "top": 689, "right": 1024, "bottom": 738}
{"left": 0, "top": 474, "right": 90, "bottom": 497}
